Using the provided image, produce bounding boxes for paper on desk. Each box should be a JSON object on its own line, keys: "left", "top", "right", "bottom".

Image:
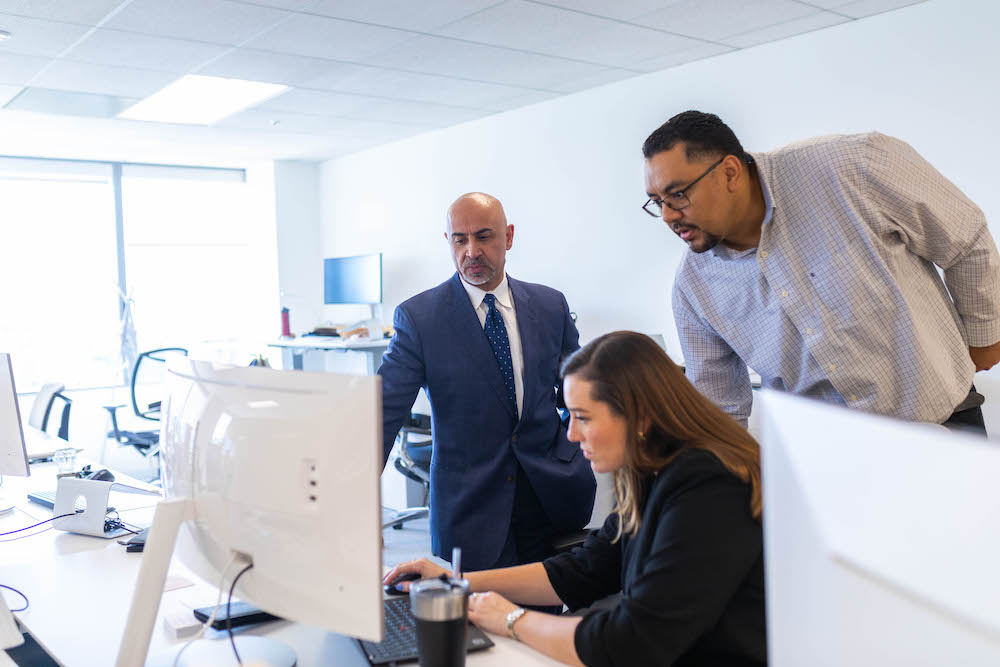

{"left": 164, "top": 575, "right": 194, "bottom": 593}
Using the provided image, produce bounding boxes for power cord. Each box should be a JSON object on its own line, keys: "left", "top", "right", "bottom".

{"left": 0, "top": 584, "right": 28, "bottom": 612}
{"left": 228, "top": 563, "right": 255, "bottom": 665}
{"left": 172, "top": 555, "right": 241, "bottom": 667}
{"left": 0, "top": 513, "right": 77, "bottom": 537}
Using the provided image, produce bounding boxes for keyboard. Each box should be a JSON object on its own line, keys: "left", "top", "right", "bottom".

{"left": 357, "top": 597, "right": 494, "bottom": 665}
{"left": 26, "top": 490, "right": 115, "bottom": 514}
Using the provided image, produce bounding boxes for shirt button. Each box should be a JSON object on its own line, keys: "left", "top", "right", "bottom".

{"left": 780, "top": 289, "right": 788, "bottom": 297}
{"left": 759, "top": 250, "right": 768, "bottom": 259}
{"left": 828, "top": 363, "right": 837, "bottom": 372}
{"left": 850, "top": 394, "right": 857, "bottom": 401}
{"left": 805, "top": 328, "right": 813, "bottom": 335}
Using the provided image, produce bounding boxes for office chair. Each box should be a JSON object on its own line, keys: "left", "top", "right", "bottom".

{"left": 104, "top": 347, "right": 188, "bottom": 459}
{"left": 28, "top": 382, "right": 72, "bottom": 441}
{"left": 385, "top": 413, "right": 432, "bottom": 530}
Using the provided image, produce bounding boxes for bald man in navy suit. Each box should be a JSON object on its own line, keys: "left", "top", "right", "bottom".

{"left": 378, "top": 193, "right": 596, "bottom": 572}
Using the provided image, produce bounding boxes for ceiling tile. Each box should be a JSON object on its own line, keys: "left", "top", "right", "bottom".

{"left": 103, "top": 0, "right": 292, "bottom": 46}
{"left": 0, "top": 13, "right": 92, "bottom": 57}
{"left": 63, "top": 29, "right": 229, "bottom": 72}
{"left": 723, "top": 11, "right": 849, "bottom": 48}
{"left": 218, "top": 108, "right": 418, "bottom": 142}
{"left": 197, "top": 48, "right": 340, "bottom": 86}
{"left": 363, "top": 34, "right": 615, "bottom": 90}
{"left": 526, "top": 0, "right": 681, "bottom": 21}
{"left": 488, "top": 89, "right": 560, "bottom": 111}
{"left": 304, "top": 64, "right": 541, "bottom": 110}
{"left": 0, "top": 51, "right": 49, "bottom": 84}
{"left": 244, "top": 12, "right": 416, "bottom": 61}
{"left": 356, "top": 99, "right": 486, "bottom": 127}
{"left": 638, "top": 0, "right": 820, "bottom": 42}
{"left": 628, "top": 42, "right": 733, "bottom": 72}
{"left": 0, "top": 0, "right": 124, "bottom": 25}
{"left": 228, "top": 0, "right": 322, "bottom": 9}
{"left": 4, "top": 86, "right": 136, "bottom": 118}
{"left": 304, "top": 0, "right": 503, "bottom": 32}
{"left": 546, "top": 67, "right": 638, "bottom": 94}
{"left": 434, "top": 1, "right": 705, "bottom": 68}
{"left": 831, "top": 0, "right": 926, "bottom": 19}
{"left": 0, "top": 82, "right": 21, "bottom": 105}
{"left": 256, "top": 87, "right": 379, "bottom": 116}
{"left": 30, "top": 60, "right": 177, "bottom": 97}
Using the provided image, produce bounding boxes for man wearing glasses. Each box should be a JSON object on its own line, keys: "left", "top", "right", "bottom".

{"left": 643, "top": 110, "right": 1000, "bottom": 433}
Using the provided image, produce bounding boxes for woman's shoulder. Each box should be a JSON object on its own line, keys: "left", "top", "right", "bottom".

{"left": 651, "top": 447, "right": 746, "bottom": 499}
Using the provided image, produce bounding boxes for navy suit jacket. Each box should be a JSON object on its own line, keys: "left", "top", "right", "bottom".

{"left": 378, "top": 273, "right": 597, "bottom": 570}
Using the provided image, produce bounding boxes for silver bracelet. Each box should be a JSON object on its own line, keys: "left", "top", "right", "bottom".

{"left": 505, "top": 607, "right": 527, "bottom": 641}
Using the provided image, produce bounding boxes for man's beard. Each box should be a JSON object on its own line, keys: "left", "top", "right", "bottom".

{"left": 461, "top": 259, "right": 497, "bottom": 285}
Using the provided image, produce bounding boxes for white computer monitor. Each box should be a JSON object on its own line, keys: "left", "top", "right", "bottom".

{"left": 759, "top": 390, "right": 1000, "bottom": 666}
{"left": 117, "top": 358, "right": 384, "bottom": 666}
{"left": 0, "top": 353, "right": 30, "bottom": 514}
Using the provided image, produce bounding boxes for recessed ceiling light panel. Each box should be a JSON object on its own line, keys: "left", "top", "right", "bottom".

{"left": 118, "top": 74, "right": 288, "bottom": 125}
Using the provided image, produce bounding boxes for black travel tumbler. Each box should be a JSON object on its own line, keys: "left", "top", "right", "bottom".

{"left": 410, "top": 577, "right": 469, "bottom": 667}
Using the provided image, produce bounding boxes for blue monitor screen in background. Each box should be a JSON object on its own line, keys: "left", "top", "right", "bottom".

{"left": 324, "top": 253, "right": 382, "bottom": 304}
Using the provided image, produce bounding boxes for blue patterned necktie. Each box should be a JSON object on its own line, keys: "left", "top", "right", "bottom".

{"left": 483, "top": 293, "right": 518, "bottom": 420}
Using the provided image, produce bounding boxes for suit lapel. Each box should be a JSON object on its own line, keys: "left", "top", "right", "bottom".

{"left": 509, "top": 276, "right": 536, "bottom": 425}
{"left": 445, "top": 273, "right": 516, "bottom": 421}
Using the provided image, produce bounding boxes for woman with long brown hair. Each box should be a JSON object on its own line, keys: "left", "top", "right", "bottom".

{"left": 384, "top": 331, "right": 766, "bottom": 666}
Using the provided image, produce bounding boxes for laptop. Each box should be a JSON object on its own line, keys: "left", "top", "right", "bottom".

{"left": 357, "top": 597, "right": 494, "bottom": 665}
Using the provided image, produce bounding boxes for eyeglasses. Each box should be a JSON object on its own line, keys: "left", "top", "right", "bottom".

{"left": 642, "top": 156, "right": 725, "bottom": 217}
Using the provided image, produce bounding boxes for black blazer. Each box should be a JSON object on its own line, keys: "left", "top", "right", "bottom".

{"left": 543, "top": 448, "right": 766, "bottom": 666}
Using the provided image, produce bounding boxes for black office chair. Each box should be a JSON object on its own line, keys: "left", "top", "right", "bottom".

{"left": 28, "top": 382, "right": 72, "bottom": 441}
{"left": 385, "top": 413, "right": 432, "bottom": 530}
{"left": 104, "top": 347, "right": 188, "bottom": 459}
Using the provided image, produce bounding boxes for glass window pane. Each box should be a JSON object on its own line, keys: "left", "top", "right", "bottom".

{"left": 121, "top": 176, "right": 261, "bottom": 357}
{"left": 0, "top": 170, "right": 121, "bottom": 391}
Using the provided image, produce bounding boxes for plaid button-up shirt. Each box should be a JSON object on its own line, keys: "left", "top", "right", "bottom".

{"left": 673, "top": 132, "right": 1000, "bottom": 425}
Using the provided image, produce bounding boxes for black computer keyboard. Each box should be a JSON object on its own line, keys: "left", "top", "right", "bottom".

{"left": 357, "top": 597, "right": 493, "bottom": 665}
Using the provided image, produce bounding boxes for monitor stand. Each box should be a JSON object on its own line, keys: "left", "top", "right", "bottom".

{"left": 150, "top": 636, "right": 294, "bottom": 667}
{"left": 0, "top": 493, "right": 14, "bottom": 514}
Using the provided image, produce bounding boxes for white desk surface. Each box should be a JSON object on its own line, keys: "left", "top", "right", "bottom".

{"left": 268, "top": 337, "right": 390, "bottom": 351}
{"left": 2, "top": 463, "right": 559, "bottom": 667}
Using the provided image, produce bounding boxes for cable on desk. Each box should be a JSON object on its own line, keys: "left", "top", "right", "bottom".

{"left": 228, "top": 562, "right": 255, "bottom": 665}
{"left": 0, "top": 526, "right": 53, "bottom": 543}
{"left": 172, "top": 555, "right": 241, "bottom": 667}
{"left": 0, "top": 513, "right": 77, "bottom": 537}
{"left": 0, "top": 584, "right": 28, "bottom": 612}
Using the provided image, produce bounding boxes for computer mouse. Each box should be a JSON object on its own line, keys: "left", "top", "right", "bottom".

{"left": 84, "top": 468, "right": 116, "bottom": 482}
{"left": 384, "top": 572, "right": 421, "bottom": 596}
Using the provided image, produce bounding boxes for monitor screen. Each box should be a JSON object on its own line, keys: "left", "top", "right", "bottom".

{"left": 324, "top": 253, "right": 382, "bottom": 304}
{"left": 0, "top": 353, "right": 29, "bottom": 478}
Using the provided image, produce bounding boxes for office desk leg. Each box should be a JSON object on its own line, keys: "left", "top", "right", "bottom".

{"left": 116, "top": 498, "right": 191, "bottom": 667}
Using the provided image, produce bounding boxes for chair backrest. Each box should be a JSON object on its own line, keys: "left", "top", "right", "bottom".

{"left": 28, "top": 382, "right": 66, "bottom": 431}
{"left": 131, "top": 348, "right": 188, "bottom": 421}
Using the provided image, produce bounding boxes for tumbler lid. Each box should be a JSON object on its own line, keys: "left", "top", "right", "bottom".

{"left": 410, "top": 577, "right": 469, "bottom": 621}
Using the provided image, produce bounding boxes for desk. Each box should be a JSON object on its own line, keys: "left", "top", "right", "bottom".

{"left": 268, "top": 337, "right": 390, "bottom": 375}
{"left": 3, "top": 464, "right": 559, "bottom": 666}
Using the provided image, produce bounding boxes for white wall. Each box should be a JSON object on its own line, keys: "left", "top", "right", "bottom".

{"left": 316, "top": 0, "right": 1000, "bottom": 430}
{"left": 274, "top": 161, "right": 323, "bottom": 336}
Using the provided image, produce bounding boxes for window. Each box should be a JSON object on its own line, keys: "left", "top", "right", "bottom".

{"left": 0, "top": 160, "right": 120, "bottom": 392}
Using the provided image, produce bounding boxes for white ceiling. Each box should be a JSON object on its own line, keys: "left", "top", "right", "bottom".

{"left": 0, "top": 0, "right": 926, "bottom": 164}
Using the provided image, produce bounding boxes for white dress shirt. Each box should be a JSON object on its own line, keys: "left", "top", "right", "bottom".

{"left": 462, "top": 273, "right": 525, "bottom": 417}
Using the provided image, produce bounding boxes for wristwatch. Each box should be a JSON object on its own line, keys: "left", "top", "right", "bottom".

{"left": 505, "top": 607, "right": 527, "bottom": 641}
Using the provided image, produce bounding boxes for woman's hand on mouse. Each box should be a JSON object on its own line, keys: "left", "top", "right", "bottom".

{"left": 382, "top": 558, "right": 451, "bottom": 591}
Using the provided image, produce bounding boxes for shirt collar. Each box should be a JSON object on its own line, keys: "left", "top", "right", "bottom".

{"left": 462, "top": 273, "right": 512, "bottom": 311}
